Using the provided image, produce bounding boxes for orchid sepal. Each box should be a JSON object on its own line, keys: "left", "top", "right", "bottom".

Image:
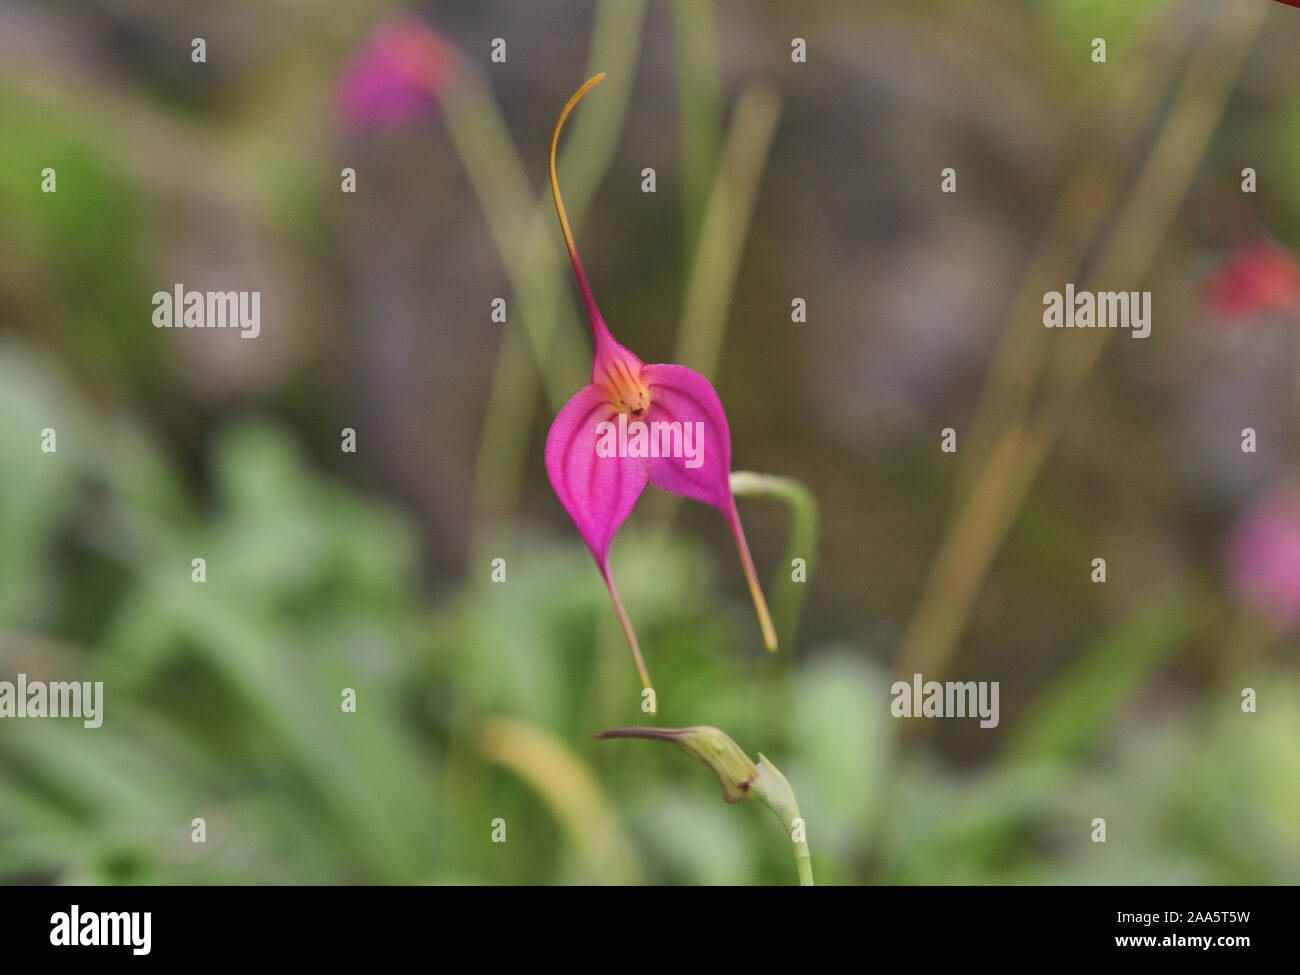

{"left": 545, "top": 74, "right": 779, "bottom": 689}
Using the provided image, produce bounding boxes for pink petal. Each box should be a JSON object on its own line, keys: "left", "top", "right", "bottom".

{"left": 641, "top": 363, "right": 733, "bottom": 512}
{"left": 641, "top": 363, "right": 778, "bottom": 650}
{"left": 545, "top": 384, "right": 649, "bottom": 568}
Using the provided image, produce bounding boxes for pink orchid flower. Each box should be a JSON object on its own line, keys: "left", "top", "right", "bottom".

{"left": 545, "top": 74, "right": 777, "bottom": 690}
{"left": 337, "top": 15, "right": 454, "bottom": 132}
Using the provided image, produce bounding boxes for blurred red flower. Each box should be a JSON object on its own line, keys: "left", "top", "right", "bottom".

{"left": 1203, "top": 241, "right": 1300, "bottom": 321}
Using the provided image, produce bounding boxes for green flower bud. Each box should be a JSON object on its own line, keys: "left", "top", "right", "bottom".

{"left": 597, "top": 725, "right": 814, "bottom": 885}
{"left": 597, "top": 726, "right": 757, "bottom": 803}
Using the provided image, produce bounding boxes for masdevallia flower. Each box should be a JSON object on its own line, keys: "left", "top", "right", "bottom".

{"left": 545, "top": 74, "right": 776, "bottom": 690}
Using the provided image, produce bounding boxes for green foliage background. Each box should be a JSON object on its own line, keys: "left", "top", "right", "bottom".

{"left": 1, "top": 0, "right": 1298, "bottom": 884}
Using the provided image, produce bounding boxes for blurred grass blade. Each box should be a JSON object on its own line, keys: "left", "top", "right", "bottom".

{"left": 673, "top": 84, "right": 781, "bottom": 378}
{"left": 672, "top": 0, "right": 723, "bottom": 259}
{"left": 1010, "top": 583, "right": 1208, "bottom": 762}
{"left": 479, "top": 717, "right": 640, "bottom": 885}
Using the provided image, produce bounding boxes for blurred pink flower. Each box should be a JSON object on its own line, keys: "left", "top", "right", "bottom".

{"left": 337, "top": 15, "right": 453, "bottom": 131}
{"left": 1227, "top": 481, "right": 1300, "bottom": 629}
{"left": 1202, "top": 241, "right": 1300, "bottom": 322}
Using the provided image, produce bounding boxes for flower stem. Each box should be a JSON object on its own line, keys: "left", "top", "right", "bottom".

{"left": 727, "top": 504, "right": 778, "bottom": 652}
{"left": 730, "top": 471, "right": 819, "bottom": 651}
{"left": 601, "top": 564, "right": 653, "bottom": 692}
{"left": 751, "top": 756, "right": 814, "bottom": 887}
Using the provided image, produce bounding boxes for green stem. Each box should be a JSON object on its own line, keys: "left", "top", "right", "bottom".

{"left": 751, "top": 755, "right": 813, "bottom": 886}
{"left": 730, "top": 471, "right": 819, "bottom": 650}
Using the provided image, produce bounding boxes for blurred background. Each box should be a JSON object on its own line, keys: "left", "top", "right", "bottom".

{"left": 1, "top": 0, "right": 1299, "bottom": 885}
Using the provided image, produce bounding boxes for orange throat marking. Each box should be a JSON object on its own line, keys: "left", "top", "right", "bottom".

{"left": 598, "top": 357, "right": 651, "bottom": 416}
